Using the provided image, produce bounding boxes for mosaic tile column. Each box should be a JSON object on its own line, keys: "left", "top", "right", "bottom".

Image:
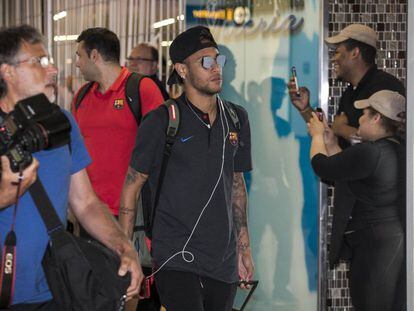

{"left": 325, "top": 0, "right": 407, "bottom": 310}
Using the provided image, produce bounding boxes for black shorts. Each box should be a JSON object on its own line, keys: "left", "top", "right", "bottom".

{"left": 155, "top": 270, "right": 237, "bottom": 311}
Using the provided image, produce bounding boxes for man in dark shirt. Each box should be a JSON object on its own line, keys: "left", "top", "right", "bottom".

{"left": 119, "top": 26, "right": 254, "bottom": 311}
{"left": 288, "top": 24, "right": 405, "bottom": 147}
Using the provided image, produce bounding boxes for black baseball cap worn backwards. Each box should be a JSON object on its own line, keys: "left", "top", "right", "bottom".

{"left": 167, "top": 26, "right": 218, "bottom": 85}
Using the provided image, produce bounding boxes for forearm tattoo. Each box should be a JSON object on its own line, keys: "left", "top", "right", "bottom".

{"left": 232, "top": 173, "right": 248, "bottom": 235}
{"left": 125, "top": 167, "right": 139, "bottom": 185}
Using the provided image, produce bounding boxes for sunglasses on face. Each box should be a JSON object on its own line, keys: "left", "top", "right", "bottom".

{"left": 14, "top": 56, "right": 53, "bottom": 68}
{"left": 201, "top": 54, "right": 226, "bottom": 69}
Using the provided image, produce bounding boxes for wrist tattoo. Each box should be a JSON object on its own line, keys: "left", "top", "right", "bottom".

{"left": 239, "top": 241, "right": 250, "bottom": 252}
{"left": 119, "top": 207, "right": 134, "bottom": 215}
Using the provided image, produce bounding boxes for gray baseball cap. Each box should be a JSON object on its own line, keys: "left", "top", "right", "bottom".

{"left": 325, "top": 24, "right": 377, "bottom": 49}
{"left": 354, "top": 90, "right": 405, "bottom": 122}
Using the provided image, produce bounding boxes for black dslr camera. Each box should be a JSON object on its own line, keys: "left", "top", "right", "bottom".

{"left": 0, "top": 93, "right": 71, "bottom": 172}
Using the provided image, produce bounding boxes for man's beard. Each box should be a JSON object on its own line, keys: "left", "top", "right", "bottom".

{"left": 194, "top": 82, "right": 222, "bottom": 96}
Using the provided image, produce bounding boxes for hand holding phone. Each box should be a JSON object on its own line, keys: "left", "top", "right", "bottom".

{"left": 315, "top": 108, "right": 324, "bottom": 121}
{"left": 291, "top": 66, "right": 301, "bottom": 97}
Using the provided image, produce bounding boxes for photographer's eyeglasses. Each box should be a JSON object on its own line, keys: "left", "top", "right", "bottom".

{"left": 201, "top": 55, "right": 226, "bottom": 70}
{"left": 14, "top": 56, "right": 54, "bottom": 68}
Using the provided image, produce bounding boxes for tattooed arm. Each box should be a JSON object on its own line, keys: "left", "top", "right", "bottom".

{"left": 232, "top": 172, "right": 255, "bottom": 286}
{"left": 119, "top": 167, "right": 149, "bottom": 240}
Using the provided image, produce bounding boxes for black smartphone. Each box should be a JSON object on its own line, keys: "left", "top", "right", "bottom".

{"left": 315, "top": 108, "right": 324, "bottom": 121}
{"left": 291, "top": 66, "right": 301, "bottom": 97}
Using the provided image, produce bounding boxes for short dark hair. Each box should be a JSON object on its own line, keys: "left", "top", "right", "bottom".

{"left": 342, "top": 38, "right": 376, "bottom": 65}
{"left": 77, "top": 27, "right": 120, "bottom": 63}
{"left": 0, "top": 25, "right": 44, "bottom": 98}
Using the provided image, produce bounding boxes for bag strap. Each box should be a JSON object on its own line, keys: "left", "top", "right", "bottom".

{"left": 125, "top": 72, "right": 144, "bottom": 124}
{"left": 148, "top": 99, "right": 179, "bottom": 235}
{"left": 74, "top": 82, "right": 94, "bottom": 111}
{"left": 29, "top": 179, "right": 64, "bottom": 234}
{"left": 222, "top": 100, "right": 240, "bottom": 132}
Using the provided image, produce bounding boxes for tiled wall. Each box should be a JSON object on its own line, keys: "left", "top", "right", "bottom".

{"left": 326, "top": 0, "right": 407, "bottom": 310}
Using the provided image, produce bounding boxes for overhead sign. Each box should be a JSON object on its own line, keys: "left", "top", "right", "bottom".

{"left": 186, "top": 0, "right": 304, "bottom": 35}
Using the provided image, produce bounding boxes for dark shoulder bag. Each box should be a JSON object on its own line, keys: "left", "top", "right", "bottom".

{"left": 29, "top": 179, "right": 130, "bottom": 311}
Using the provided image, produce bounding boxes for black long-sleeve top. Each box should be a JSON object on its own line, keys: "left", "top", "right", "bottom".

{"left": 312, "top": 138, "right": 405, "bottom": 232}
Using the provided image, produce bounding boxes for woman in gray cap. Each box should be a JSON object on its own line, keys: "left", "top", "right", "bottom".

{"left": 308, "top": 90, "right": 406, "bottom": 311}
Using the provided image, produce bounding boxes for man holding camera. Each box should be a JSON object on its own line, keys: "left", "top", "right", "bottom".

{"left": 119, "top": 26, "right": 254, "bottom": 311}
{"left": 0, "top": 25, "right": 142, "bottom": 310}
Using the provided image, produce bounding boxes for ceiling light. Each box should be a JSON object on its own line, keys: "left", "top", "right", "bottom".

{"left": 161, "top": 41, "right": 173, "bottom": 47}
{"left": 53, "top": 11, "right": 67, "bottom": 21}
{"left": 54, "top": 35, "right": 78, "bottom": 42}
{"left": 153, "top": 18, "right": 175, "bottom": 29}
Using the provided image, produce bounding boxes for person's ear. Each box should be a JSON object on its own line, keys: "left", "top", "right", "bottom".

{"left": 350, "top": 47, "right": 360, "bottom": 60}
{"left": 90, "top": 49, "right": 99, "bottom": 62}
{"left": 371, "top": 111, "right": 382, "bottom": 124}
{"left": 0, "top": 63, "right": 15, "bottom": 83}
{"left": 175, "top": 63, "right": 187, "bottom": 80}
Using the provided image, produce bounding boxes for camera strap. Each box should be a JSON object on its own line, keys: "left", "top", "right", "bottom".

{"left": 0, "top": 172, "right": 23, "bottom": 308}
{"left": 0, "top": 231, "right": 16, "bottom": 308}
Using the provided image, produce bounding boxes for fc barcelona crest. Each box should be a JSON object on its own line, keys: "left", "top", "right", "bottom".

{"left": 114, "top": 99, "right": 124, "bottom": 110}
{"left": 229, "top": 132, "right": 238, "bottom": 146}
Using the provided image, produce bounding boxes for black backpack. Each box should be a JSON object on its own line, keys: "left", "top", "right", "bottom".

{"left": 140, "top": 99, "right": 241, "bottom": 239}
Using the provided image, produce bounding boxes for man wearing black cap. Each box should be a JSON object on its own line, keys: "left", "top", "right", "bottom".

{"left": 288, "top": 24, "right": 405, "bottom": 148}
{"left": 119, "top": 26, "right": 254, "bottom": 310}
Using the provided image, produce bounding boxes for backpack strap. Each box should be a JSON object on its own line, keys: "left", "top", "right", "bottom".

{"left": 146, "top": 99, "right": 180, "bottom": 238}
{"left": 222, "top": 100, "right": 240, "bottom": 132}
{"left": 74, "top": 82, "right": 94, "bottom": 111}
{"left": 125, "top": 72, "right": 144, "bottom": 124}
{"left": 164, "top": 99, "right": 180, "bottom": 146}
{"left": 72, "top": 82, "right": 97, "bottom": 154}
